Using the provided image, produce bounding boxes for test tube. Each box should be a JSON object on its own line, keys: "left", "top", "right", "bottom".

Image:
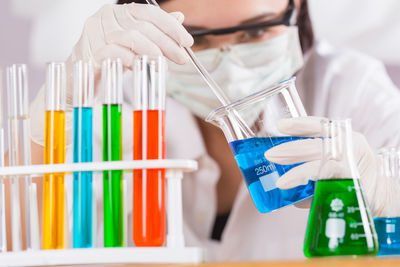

{"left": 0, "top": 177, "right": 5, "bottom": 253}
{"left": 102, "top": 58, "right": 123, "bottom": 247}
{"left": 72, "top": 61, "right": 94, "bottom": 248}
{"left": 6, "top": 64, "right": 39, "bottom": 251}
{"left": 43, "top": 62, "right": 66, "bottom": 249}
{"left": 0, "top": 69, "right": 7, "bottom": 253}
{"left": 132, "top": 55, "right": 166, "bottom": 246}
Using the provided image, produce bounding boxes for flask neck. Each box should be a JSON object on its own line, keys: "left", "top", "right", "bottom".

{"left": 378, "top": 147, "right": 400, "bottom": 180}
{"left": 319, "top": 119, "right": 360, "bottom": 180}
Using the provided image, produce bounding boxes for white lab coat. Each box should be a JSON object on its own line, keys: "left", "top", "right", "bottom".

{"left": 31, "top": 41, "right": 400, "bottom": 261}
{"left": 160, "top": 42, "right": 400, "bottom": 261}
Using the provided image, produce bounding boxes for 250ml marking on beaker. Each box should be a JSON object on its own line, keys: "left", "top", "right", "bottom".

{"left": 255, "top": 164, "right": 275, "bottom": 176}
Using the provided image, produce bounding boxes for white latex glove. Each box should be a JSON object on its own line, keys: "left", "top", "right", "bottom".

{"left": 30, "top": 3, "right": 193, "bottom": 146}
{"left": 68, "top": 3, "right": 193, "bottom": 70}
{"left": 373, "top": 148, "right": 400, "bottom": 217}
{"left": 66, "top": 2, "right": 194, "bottom": 102}
{"left": 264, "top": 116, "right": 384, "bottom": 215}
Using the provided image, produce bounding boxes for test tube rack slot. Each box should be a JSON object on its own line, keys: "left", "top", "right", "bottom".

{"left": 0, "top": 159, "right": 204, "bottom": 266}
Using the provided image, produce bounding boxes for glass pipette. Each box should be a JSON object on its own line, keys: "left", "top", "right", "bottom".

{"left": 145, "top": 0, "right": 254, "bottom": 138}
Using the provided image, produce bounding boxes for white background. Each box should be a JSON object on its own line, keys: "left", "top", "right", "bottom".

{"left": 1, "top": 0, "right": 400, "bottom": 100}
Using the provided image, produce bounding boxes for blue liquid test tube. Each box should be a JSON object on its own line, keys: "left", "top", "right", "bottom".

{"left": 72, "top": 61, "right": 94, "bottom": 248}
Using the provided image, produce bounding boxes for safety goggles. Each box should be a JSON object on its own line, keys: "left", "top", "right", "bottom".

{"left": 187, "top": 0, "right": 296, "bottom": 37}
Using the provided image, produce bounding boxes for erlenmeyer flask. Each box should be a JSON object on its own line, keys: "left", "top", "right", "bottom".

{"left": 373, "top": 147, "right": 400, "bottom": 256}
{"left": 303, "top": 119, "right": 378, "bottom": 257}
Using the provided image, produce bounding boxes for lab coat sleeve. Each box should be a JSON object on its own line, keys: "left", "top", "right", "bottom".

{"left": 298, "top": 43, "right": 400, "bottom": 218}
{"left": 350, "top": 61, "right": 400, "bottom": 217}
{"left": 347, "top": 60, "right": 400, "bottom": 148}
{"left": 29, "top": 85, "right": 73, "bottom": 146}
{"left": 29, "top": 85, "right": 46, "bottom": 146}
{"left": 298, "top": 42, "right": 400, "bottom": 149}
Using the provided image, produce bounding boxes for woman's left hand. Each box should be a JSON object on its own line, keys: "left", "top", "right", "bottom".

{"left": 264, "top": 116, "right": 381, "bottom": 213}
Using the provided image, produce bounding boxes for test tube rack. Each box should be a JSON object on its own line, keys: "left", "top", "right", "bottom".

{"left": 0, "top": 159, "right": 204, "bottom": 266}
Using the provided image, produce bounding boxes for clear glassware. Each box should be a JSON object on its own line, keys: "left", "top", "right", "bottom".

{"left": 132, "top": 55, "right": 166, "bottom": 247}
{"left": 43, "top": 62, "right": 67, "bottom": 250}
{"left": 304, "top": 119, "right": 378, "bottom": 257}
{"left": 72, "top": 60, "right": 94, "bottom": 248}
{"left": 102, "top": 58, "right": 124, "bottom": 247}
{"left": 206, "top": 78, "right": 314, "bottom": 213}
{"left": 373, "top": 147, "right": 400, "bottom": 256}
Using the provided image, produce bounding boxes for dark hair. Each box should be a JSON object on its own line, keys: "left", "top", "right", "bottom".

{"left": 117, "top": 0, "right": 314, "bottom": 52}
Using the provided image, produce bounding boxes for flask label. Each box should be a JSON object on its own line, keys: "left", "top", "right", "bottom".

{"left": 241, "top": 161, "right": 279, "bottom": 192}
{"left": 303, "top": 179, "right": 379, "bottom": 256}
{"left": 259, "top": 171, "right": 280, "bottom": 192}
{"left": 330, "top": 198, "right": 344, "bottom": 212}
{"left": 386, "top": 223, "right": 395, "bottom": 233}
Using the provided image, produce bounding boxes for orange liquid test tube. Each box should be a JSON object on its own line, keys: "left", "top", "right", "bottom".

{"left": 43, "top": 63, "right": 66, "bottom": 249}
{"left": 133, "top": 56, "right": 166, "bottom": 246}
{"left": 133, "top": 110, "right": 166, "bottom": 246}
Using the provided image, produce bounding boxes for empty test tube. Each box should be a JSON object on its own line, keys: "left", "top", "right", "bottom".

{"left": 6, "top": 65, "right": 26, "bottom": 251}
{"left": 6, "top": 64, "right": 40, "bottom": 250}
{"left": 102, "top": 59, "right": 123, "bottom": 247}
{"left": 72, "top": 61, "right": 94, "bottom": 248}
{"left": 43, "top": 62, "right": 66, "bottom": 249}
{"left": 0, "top": 178, "right": 5, "bottom": 253}
{"left": 0, "top": 70, "right": 6, "bottom": 253}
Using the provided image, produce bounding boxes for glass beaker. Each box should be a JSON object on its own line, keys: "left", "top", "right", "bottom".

{"left": 303, "top": 119, "right": 378, "bottom": 257}
{"left": 373, "top": 147, "right": 400, "bottom": 256}
{"left": 132, "top": 55, "right": 166, "bottom": 247}
{"left": 206, "top": 78, "right": 314, "bottom": 213}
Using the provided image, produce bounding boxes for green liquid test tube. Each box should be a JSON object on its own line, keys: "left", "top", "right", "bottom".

{"left": 102, "top": 59, "right": 124, "bottom": 247}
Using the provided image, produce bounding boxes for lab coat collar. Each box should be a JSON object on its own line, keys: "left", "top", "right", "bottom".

{"left": 122, "top": 68, "right": 208, "bottom": 160}
{"left": 165, "top": 97, "right": 208, "bottom": 160}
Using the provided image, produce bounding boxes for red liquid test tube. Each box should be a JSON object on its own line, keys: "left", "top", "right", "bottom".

{"left": 133, "top": 56, "right": 166, "bottom": 246}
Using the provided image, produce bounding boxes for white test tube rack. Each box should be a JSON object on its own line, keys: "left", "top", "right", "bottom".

{"left": 0, "top": 159, "right": 204, "bottom": 266}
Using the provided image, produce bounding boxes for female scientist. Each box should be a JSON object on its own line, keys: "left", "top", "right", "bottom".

{"left": 27, "top": 0, "right": 400, "bottom": 261}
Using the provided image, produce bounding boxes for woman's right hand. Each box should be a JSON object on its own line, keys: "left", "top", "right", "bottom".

{"left": 29, "top": 3, "right": 194, "bottom": 147}
{"left": 67, "top": 3, "right": 194, "bottom": 73}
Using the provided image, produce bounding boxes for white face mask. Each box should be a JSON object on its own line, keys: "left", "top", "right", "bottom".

{"left": 166, "top": 27, "right": 304, "bottom": 119}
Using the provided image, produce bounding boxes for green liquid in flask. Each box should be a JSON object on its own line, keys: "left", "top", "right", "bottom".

{"left": 304, "top": 178, "right": 379, "bottom": 257}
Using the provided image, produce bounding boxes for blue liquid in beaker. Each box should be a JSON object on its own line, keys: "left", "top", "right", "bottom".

{"left": 374, "top": 217, "right": 400, "bottom": 255}
{"left": 73, "top": 107, "right": 93, "bottom": 248}
{"left": 229, "top": 136, "right": 315, "bottom": 213}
